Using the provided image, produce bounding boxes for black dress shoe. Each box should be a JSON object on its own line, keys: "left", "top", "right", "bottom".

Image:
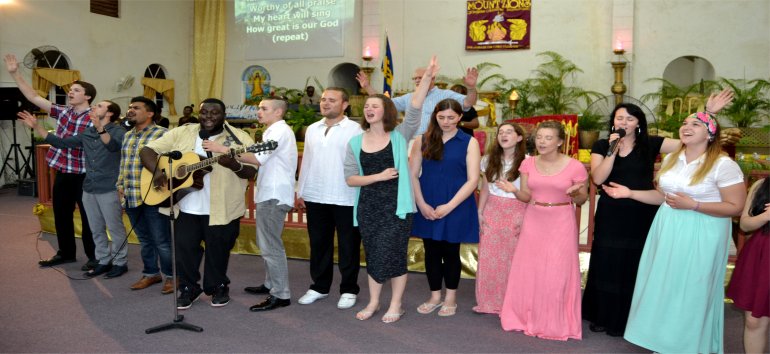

{"left": 81, "top": 259, "right": 99, "bottom": 271}
{"left": 39, "top": 254, "right": 77, "bottom": 267}
{"left": 244, "top": 284, "right": 271, "bottom": 295}
{"left": 589, "top": 323, "right": 606, "bottom": 333}
{"left": 250, "top": 295, "right": 290, "bottom": 311}
{"left": 84, "top": 264, "right": 112, "bottom": 278}
{"left": 104, "top": 265, "right": 128, "bottom": 279}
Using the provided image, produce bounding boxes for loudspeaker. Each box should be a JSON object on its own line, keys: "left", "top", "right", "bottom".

{"left": 0, "top": 87, "right": 36, "bottom": 120}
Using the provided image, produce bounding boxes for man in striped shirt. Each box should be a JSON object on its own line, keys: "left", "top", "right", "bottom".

{"left": 4, "top": 54, "right": 96, "bottom": 270}
{"left": 117, "top": 97, "right": 174, "bottom": 294}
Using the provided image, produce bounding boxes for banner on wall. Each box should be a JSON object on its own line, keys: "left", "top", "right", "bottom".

{"left": 465, "top": 0, "right": 531, "bottom": 51}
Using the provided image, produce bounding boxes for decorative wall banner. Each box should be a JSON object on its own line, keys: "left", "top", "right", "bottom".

{"left": 466, "top": 0, "right": 531, "bottom": 51}
{"left": 241, "top": 65, "right": 271, "bottom": 105}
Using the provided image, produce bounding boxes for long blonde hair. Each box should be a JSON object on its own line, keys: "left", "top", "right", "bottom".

{"left": 656, "top": 117, "right": 724, "bottom": 185}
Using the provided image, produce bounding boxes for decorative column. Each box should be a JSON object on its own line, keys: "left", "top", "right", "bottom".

{"left": 611, "top": 46, "right": 628, "bottom": 106}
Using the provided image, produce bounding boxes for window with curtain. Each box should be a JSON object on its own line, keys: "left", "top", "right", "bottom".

{"left": 35, "top": 50, "right": 70, "bottom": 105}
{"left": 144, "top": 63, "right": 167, "bottom": 111}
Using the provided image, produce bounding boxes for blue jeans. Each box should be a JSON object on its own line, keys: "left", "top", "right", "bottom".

{"left": 125, "top": 204, "right": 172, "bottom": 277}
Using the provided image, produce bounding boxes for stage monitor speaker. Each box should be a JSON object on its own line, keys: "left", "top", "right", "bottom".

{"left": 0, "top": 87, "right": 37, "bottom": 120}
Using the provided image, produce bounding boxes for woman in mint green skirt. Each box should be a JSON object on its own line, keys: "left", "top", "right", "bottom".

{"left": 603, "top": 112, "right": 746, "bottom": 353}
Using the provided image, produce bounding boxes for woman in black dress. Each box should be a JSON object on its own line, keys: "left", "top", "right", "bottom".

{"left": 343, "top": 56, "right": 437, "bottom": 324}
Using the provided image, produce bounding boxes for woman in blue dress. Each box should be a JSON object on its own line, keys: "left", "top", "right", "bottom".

{"left": 409, "top": 98, "right": 481, "bottom": 317}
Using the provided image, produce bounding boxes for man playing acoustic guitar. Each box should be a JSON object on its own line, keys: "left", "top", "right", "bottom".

{"left": 140, "top": 98, "right": 258, "bottom": 310}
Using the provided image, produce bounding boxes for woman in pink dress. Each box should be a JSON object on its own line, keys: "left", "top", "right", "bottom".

{"left": 498, "top": 120, "right": 588, "bottom": 341}
{"left": 473, "top": 122, "right": 528, "bottom": 314}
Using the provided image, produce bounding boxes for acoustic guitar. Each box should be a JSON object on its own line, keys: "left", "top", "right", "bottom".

{"left": 140, "top": 140, "right": 277, "bottom": 206}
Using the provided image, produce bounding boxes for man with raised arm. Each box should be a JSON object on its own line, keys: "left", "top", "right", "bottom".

{"left": 357, "top": 65, "right": 479, "bottom": 135}
{"left": 4, "top": 54, "right": 96, "bottom": 270}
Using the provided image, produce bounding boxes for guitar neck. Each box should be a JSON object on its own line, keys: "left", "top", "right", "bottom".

{"left": 185, "top": 147, "right": 247, "bottom": 173}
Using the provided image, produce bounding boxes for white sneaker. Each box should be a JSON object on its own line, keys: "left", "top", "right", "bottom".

{"left": 298, "top": 290, "right": 328, "bottom": 305}
{"left": 337, "top": 293, "right": 357, "bottom": 309}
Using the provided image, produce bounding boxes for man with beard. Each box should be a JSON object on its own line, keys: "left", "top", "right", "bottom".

{"left": 295, "top": 87, "right": 363, "bottom": 309}
{"left": 18, "top": 100, "right": 130, "bottom": 278}
{"left": 4, "top": 54, "right": 96, "bottom": 270}
{"left": 140, "top": 98, "right": 257, "bottom": 310}
{"left": 118, "top": 97, "right": 174, "bottom": 293}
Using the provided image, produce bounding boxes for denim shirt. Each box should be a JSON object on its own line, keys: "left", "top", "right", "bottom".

{"left": 44, "top": 122, "right": 126, "bottom": 194}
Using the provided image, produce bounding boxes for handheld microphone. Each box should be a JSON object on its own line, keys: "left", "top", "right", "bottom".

{"left": 199, "top": 130, "right": 212, "bottom": 158}
{"left": 606, "top": 129, "right": 626, "bottom": 157}
{"left": 160, "top": 150, "right": 183, "bottom": 160}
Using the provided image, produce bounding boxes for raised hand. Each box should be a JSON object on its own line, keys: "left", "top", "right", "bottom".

{"left": 423, "top": 55, "right": 440, "bottom": 81}
{"left": 89, "top": 110, "right": 104, "bottom": 131}
{"left": 4, "top": 54, "right": 19, "bottom": 74}
{"left": 705, "top": 89, "right": 734, "bottom": 114}
{"left": 16, "top": 111, "right": 38, "bottom": 129}
{"left": 355, "top": 71, "right": 371, "bottom": 89}
{"left": 463, "top": 66, "right": 479, "bottom": 88}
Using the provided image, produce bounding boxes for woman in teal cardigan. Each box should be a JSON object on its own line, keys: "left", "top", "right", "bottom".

{"left": 343, "top": 56, "right": 438, "bottom": 323}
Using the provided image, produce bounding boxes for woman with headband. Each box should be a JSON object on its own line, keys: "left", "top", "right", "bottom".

{"left": 603, "top": 111, "right": 746, "bottom": 353}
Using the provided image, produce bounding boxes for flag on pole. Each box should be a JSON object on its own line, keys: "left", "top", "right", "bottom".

{"left": 381, "top": 35, "right": 394, "bottom": 96}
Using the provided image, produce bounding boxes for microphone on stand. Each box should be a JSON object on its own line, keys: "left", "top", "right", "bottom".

{"left": 199, "top": 130, "right": 212, "bottom": 158}
{"left": 160, "top": 150, "right": 183, "bottom": 160}
{"left": 606, "top": 129, "right": 626, "bottom": 157}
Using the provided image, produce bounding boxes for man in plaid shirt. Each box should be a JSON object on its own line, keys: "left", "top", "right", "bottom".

{"left": 4, "top": 54, "right": 96, "bottom": 270}
{"left": 117, "top": 97, "right": 174, "bottom": 294}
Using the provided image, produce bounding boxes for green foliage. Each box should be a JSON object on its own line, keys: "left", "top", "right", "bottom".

{"left": 640, "top": 77, "right": 720, "bottom": 119}
{"left": 526, "top": 51, "right": 603, "bottom": 115}
{"left": 577, "top": 110, "right": 605, "bottom": 131}
{"left": 271, "top": 86, "right": 303, "bottom": 104}
{"left": 285, "top": 104, "right": 320, "bottom": 132}
{"left": 479, "top": 51, "right": 600, "bottom": 119}
{"left": 715, "top": 78, "right": 770, "bottom": 127}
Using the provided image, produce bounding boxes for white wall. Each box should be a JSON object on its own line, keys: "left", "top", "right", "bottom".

{"left": 0, "top": 0, "right": 768, "bottom": 185}
{"left": 0, "top": 0, "right": 193, "bottom": 185}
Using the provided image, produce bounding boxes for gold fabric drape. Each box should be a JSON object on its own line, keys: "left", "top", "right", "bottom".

{"left": 32, "top": 68, "right": 81, "bottom": 98}
{"left": 191, "top": 0, "right": 226, "bottom": 105}
{"left": 141, "top": 77, "right": 177, "bottom": 115}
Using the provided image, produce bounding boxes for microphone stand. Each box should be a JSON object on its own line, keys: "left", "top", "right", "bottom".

{"left": 146, "top": 154, "right": 203, "bottom": 334}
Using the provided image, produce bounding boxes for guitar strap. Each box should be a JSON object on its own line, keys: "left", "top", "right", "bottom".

{"left": 224, "top": 124, "right": 243, "bottom": 146}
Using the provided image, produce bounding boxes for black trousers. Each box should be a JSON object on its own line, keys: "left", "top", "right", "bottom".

{"left": 305, "top": 201, "right": 361, "bottom": 295}
{"left": 422, "top": 239, "right": 461, "bottom": 291}
{"left": 174, "top": 212, "right": 240, "bottom": 294}
{"left": 52, "top": 172, "right": 94, "bottom": 260}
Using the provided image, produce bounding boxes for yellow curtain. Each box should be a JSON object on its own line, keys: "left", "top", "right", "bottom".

{"left": 191, "top": 0, "right": 226, "bottom": 105}
{"left": 141, "top": 77, "right": 177, "bottom": 115}
{"left": 32, "top": 68, "right": 81, "bottom": 97}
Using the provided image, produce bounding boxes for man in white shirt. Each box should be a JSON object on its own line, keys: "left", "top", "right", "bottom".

{"left": 233, "top": 98, "right": 298, "bottom": 311}
{"left": 296, "top": 87, "right": 363, "bottom": 309}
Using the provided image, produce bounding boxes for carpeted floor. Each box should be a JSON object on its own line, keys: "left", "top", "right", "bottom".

{"left": 0, "top": 186, "right": 749, "bottom": 353}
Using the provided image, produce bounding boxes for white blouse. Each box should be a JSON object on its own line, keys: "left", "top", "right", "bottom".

{"left": 481, "top": 155, "right": 522, "bottom": 199}
{"left": 658, "top": 153, "right": 744, "bottom": 204}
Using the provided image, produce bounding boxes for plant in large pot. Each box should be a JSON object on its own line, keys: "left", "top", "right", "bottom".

{"left": 577, "top": 110, "right": 604, "bottom": 149}
{"left": 285, "top": 104, "right": 321, "bottom": 141}
{"left": 716, "top": 78, "right": 770, "bottom": 128}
